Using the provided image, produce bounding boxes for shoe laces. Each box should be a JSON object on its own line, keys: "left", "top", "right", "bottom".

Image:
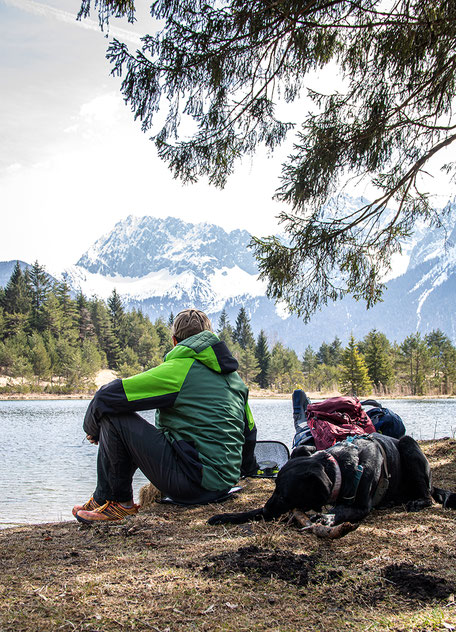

{"left": 94, "top": 500, "right": 139, "bottom": 519}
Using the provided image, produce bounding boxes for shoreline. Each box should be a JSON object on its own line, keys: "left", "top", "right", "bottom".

{"left": 1, "top": 391, "right": 456, "bottom": 401}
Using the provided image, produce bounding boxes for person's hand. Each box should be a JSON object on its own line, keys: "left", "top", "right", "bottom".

{"left": 86, "top": 434, "right": 99, "bottom": 445}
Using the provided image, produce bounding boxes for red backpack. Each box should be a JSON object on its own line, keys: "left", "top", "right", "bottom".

{"left": 306, "top": 396, "right": 376, "bottom": 450}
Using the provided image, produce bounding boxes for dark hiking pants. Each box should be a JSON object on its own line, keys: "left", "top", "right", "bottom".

{"left": 93, "top": 412, "right": 229, "bottom": 505}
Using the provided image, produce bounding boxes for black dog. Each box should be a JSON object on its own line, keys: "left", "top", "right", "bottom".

{"left": 209, "top": 434, "right": 456, "bottom": 529}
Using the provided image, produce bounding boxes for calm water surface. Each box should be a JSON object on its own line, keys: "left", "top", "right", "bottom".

{"left": 1, "top": 398, "right": 455, "bottom": 528}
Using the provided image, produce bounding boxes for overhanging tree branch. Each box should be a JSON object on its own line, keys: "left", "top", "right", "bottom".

{"left": 79, "top": 0, "right": 456, "bottom": 319}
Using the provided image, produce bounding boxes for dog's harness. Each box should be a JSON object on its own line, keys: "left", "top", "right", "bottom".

{"left": 325, "top": 435, "right": 391, "bottom": 506}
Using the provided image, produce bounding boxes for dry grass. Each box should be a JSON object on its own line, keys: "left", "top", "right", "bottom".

{"left": 1, "top": 440, "right": 456, "bottom": 632}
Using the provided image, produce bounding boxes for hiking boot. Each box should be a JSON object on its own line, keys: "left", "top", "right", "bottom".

{"left": 75, "top": 500, "right": 140, "bottom": 524}
{"left": 292, "top": 389, "right": 311, "bottom": 430}
{"left": 72, "top": 496, "right": 101, "bottom": 517}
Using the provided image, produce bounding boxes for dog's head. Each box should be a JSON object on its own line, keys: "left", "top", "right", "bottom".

{"left": 273, "top": 454, "right": 333, "bottom": 513}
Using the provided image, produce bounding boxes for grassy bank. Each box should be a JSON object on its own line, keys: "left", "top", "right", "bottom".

{"left": 1, "top": 440, "right": 456, "bottom": 631}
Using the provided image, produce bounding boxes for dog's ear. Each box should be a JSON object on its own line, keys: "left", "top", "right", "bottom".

{"left": 293, "top": 467, "right": 333, "bottom": 512}
{"left": 291, "top": 445, "right": 316, "bottom": 458}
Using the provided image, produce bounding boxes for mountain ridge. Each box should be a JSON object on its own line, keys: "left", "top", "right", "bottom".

{"left": 3, "top": 198, "right": 456, "bottom": 354}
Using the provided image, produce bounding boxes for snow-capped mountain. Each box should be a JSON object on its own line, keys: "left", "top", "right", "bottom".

{"left": 62, "top": 201, "right": 456, "bottom": 351}
{"left": 64, "top": 215, "right": 267, "bottom": 315}
{"left": 3, "top": 197, "right": 456, "bottom": 353}
{"left": 77, "top": 215, "right": 258, "bottom": 278}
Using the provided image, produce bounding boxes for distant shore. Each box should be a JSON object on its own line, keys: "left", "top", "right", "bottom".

{"left": 1, "top": 369, "right": 456, "bottom": 401}
{"left": 1, "top": 390, "right": 456, "bottom": 401}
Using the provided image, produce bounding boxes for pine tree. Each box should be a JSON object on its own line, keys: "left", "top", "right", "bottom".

{"left": 90, "top": 299, "right": 121, "bottom": 368}
{"left": 217, "top": 308, "right": 234, "bottom": 346}
{"left": 2, "top": 262, "right": 31, "bottom": 337}
{"left": 237, "top": 346, "right": 259, "bottom": 385}
{"left": 269, "top": 342, "right": 303, "bottom": 392}
{"left": 362, "top": 329, "right": 393, "bottom": 391}
{"left": 340, "top": 335, "right": 372, "bottom": 396}
{"left": 316, "top": 342, "right": 330, "bottom": 365}
{"left": 28, "top": 261, "right": 51, "bottom": 332}
{"left": 28, "top": 332, "right": 51, "bottom": 382}
{"left": 54, "top": 337, "right": 76, "bottom": 381}
{"left": 255, "top": 330, "right": 270, "bottom": 389}
{"left": 425, "top": 329, "right": 456, "bottom": 394}
{"left": 233, "top": 307, "right": 255, "bottom": 350}
{"left": 329, "top": 337, "right": 343, "bottom": 366}
{"left": 441, "top": 344, "right": 456, "bottom": 395}
{"left": 2, "top": 261, "right": 31, "bottom": 315}
{"left": 154, "top": 318, "right": 173, "bottom": 356}
{"left": 400, "top": 333, "right": 430, "bottom": 396}
{"left": 137, "top": 330, "right": 161, "bottom": 369}
{"left": 41, "top": 291, "right": 64, "bottom": 337}
{"left": 302, "top": 345, "right": 318, "bottom": 377}
{"left": 108, "top": 288, "right": 126, "bottom": 347}
{"left": 80, "top": 339, "right": 103, "bottom": 379}
{"left": 317, "top": 338, "right": 343, "bottom": 366}
{"left": 117, "top": 346, "right": 142, "bottom": 377}
{"left": 55, "top": 280, "right": 79, "bottom": 342}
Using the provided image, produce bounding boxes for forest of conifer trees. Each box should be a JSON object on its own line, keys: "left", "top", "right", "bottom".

{"left": 1, "top": 261, "right": 456, "bottom": 396}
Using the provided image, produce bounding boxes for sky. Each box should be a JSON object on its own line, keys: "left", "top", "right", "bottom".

{"left": 1, "top": 0, "right": 454, "bottom": 277}
{"left": 0, "top": 0, "right": 291, "bottom": 274}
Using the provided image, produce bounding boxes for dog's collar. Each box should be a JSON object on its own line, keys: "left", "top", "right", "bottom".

{"left": 326, "top": 454, "right": 342, "bottom": 503}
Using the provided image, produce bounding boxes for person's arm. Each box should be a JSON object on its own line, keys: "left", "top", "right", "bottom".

{"left": 240, "top": 401, "right": 258, "bottom": 476}
{"left": 83, "top": 359, "right": 188, "bottom": 439}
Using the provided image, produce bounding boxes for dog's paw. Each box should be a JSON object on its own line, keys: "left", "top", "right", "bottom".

{"left": 405, "top": 498, "right": 432, "bottom": 512}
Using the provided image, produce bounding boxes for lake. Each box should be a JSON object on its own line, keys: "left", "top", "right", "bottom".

{"left": 1, "top": 398, "right": 455, "bottom": 528}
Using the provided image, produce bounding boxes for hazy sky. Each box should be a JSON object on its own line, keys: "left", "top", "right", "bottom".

{"left": 0, "top": 0, "right": 291, "bottom": 273}
{"left": 1, "top": 0, "right": 453, "bottom": 276}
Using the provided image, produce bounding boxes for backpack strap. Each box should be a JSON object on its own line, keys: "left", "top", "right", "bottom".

{"left": 360, "top": 399, "right": 383, "bottom": 409}
{"left": 371, "top": 437, "right": 391, "bottom": 506}
{"left": 328, "top": 437, "right": 364, "bottom": 505}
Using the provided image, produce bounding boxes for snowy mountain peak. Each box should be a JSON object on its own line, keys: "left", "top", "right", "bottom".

{"left": 76, "top": 215, "right": 258, "bottom": 278}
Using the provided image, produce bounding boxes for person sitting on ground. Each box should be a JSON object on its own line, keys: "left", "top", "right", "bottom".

{"left": 73, "top": 308, "right": 258, "bottom": 523}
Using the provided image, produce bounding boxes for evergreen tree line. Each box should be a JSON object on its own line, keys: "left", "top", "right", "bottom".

{"left": 217, "top": 309, "right": 456, "bottom": 396}
{"left": 1, "top": 262, "right": 455, "bottom": 396}
{"left": 0, "top": 261, "right": 173, "bottom": 393}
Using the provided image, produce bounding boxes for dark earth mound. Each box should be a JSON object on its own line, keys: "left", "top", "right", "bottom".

{"left": 383, "top": 563, "right": 456, "bottom": 601}
{"left": 202, "top": 545, "right": 317, "bottom": 586}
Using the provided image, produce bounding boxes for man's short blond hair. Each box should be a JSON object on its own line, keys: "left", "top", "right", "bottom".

{"left": 171, "top": 309, "right": 213, "bottom": 342}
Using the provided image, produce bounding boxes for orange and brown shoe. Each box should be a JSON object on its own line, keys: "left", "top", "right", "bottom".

{"left": 72, "top": 496, "right": 101, "bottom": 517}
{"left": 75, "top": 500, "right": 139, "bottom": 524}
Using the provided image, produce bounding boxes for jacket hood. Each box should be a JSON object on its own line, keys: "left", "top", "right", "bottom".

{"left": 165, "top": 331, "right": 239, "bottom": 374}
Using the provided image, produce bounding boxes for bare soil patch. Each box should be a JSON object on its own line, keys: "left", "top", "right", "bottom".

{"left": 201, "top": 545, "right": 318, "bottom": 586}
{"left": 383, "top": 563, "right": 456, "bottom": 601}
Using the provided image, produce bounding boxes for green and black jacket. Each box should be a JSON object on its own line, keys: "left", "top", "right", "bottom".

{"left": 84, "top": 331, "right": 257, "bottom": 491}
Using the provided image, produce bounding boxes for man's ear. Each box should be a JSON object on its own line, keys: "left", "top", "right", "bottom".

{"left": 172, "top": 335, "right": 178, "bottom": 347}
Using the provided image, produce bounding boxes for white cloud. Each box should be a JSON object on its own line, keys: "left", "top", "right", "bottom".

{"left": 5, "top": 163, "right": 22, "bottom": 173}
{"left": 80, "top": 93, "right": 123, "bottom": 126}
